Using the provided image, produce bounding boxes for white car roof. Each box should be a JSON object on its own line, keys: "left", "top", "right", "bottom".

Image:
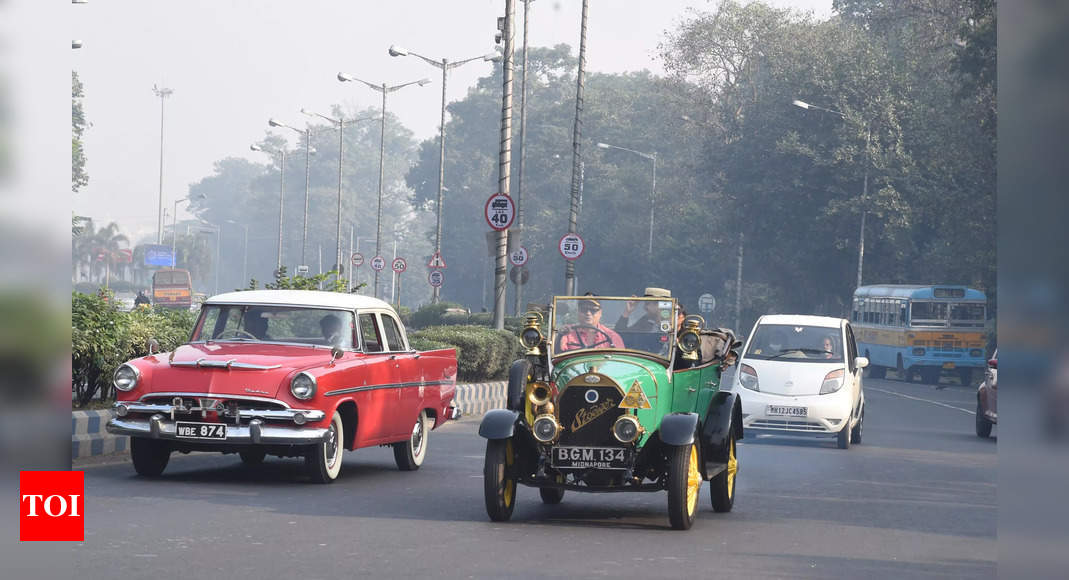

{"left": 756, "top": 314, "right": 845, "bottom": 329}
{"left": 205, "top": 290, "right": 393, "bottom": 311}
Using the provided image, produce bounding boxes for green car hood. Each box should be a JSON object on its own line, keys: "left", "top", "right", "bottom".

{"left": 552, "top": 353, "right": 670, "bottom": 442}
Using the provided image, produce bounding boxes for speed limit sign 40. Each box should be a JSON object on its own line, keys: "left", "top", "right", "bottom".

{"left": 484, "top": 193, "right": 515, "bottom": 231}
{"left": 370, "top": 256, "right": 386, "bottom": 271}
{"left": 559, "top": 233, "right": 585, "bottom": 260}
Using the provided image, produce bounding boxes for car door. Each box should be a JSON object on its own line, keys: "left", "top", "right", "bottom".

{"left": 379, "top": 312, "right": 421, "bottom": 438}
{"left": 844, "top": 323, "right": 863, "bottom": 417}
{"left": 351, "top": 312, "right": 399, "bottom": 446}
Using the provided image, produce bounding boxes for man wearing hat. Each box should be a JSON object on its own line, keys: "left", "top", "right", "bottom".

{"left": 559, "top": 293, "right": 625, "bottom": 351}
{"left": 615, "top": 287, "right": 672, "bottom": 332}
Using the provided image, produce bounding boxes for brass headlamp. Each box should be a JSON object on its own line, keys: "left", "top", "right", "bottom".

{"left": 677, "top": 317, "right": 704, "bottom": 361}
{"left": 520, "top": 311, "right": 545, "bottom": 356}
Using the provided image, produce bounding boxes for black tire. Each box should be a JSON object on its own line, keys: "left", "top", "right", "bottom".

{"left": 393, "top": 411, "right": 430, "bottom": 471}
{"left": 958, "top": 368, "right": 974, "bottom": 386}
{"left": 850, "top": 406, "right": 864, "bottom": 445}
{"left": 539, "top": 487, "right": 565, "bottom": 504}
{"left": 306, "top": 411, "right": 344, "bottom": 483}
{"left": 868, "top": 365, "right": 886, "bottom": 380}
{"left": 906, "top": 366, "right": 919, "bottom": 383}
{"left": 921, "top": 367, "right": 941, "bottom": 385}
{"left": 837, "top": 422, "right": 851, "bottom": 450}
{"left": 976, "top": 401, "right": 993, "bottom": 438}
{"left": 896, "top": 355, "right": 906, "bottom": 381}
{"left": 709, "top": 430, "right": 737, "bottom": 513}
{"left": 667, "top": 442, "right": 702, "bottom": 530}
{"left": 130, "top": 437, "right": 170, "bottom": 477}
{"left": 239, "top": 449, "right": 267, "bottom": 465}
{"left": 484, "top": 438, "right": 517, "bottom": 522}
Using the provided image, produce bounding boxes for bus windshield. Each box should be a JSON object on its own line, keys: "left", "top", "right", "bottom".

{"left": 910, "top": 301, "right": 947, "bottom": 327}
{"left": 950, "top": 303, "right": 986, "bottom": 327}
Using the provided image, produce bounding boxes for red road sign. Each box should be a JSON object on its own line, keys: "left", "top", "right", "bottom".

{"left": 427, "top": 251, "right": 446, "bottom": 269}
{"left": 391, "top": 257, "right": 407, "bottom": 273}
{"left": 351, "top": 252, "right": 364, "bottom": 266}
{"left": 484, "top": 193, "right": 515, "bottom": 231}
{"left": 428, "top": 270, "right": 444, "bottom": 287}
{"left": 370, "top": 256, "right": 386, "bottom": 271}
{"left": 509, "top": 246, "right": 528, "bottom": 266}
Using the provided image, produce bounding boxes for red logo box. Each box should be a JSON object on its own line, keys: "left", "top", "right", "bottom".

{"left": 20, "top": 471, "right": 84, "bottom": 542}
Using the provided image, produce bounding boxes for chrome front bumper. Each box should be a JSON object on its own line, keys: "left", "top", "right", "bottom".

{"left": 106, "top": 414, "right": 330, "bottom": 445}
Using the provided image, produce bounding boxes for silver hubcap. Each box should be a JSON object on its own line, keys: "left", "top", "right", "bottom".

{"left": 410, "top": 417, "right": 424, "bottom": 456}
{"left": 325, "top": 422, "right": 339, "bottom": 467}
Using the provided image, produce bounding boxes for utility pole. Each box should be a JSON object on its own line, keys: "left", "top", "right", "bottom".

{"left": 564, "top": 0, "right": 589, "bottom": 296}
{"left": 514, "top": 0, "right": 533, "bottom": 315}
{"left": 492, "top": 0, "right": 516, "bottom": 330}
{"left": 152, "top": 84, "right": 173, "bottom": 244}
{"left": 735, "top": 231, "right": 743, "bottom": 334}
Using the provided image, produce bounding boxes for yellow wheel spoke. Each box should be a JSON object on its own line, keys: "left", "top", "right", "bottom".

{"left": 726, "top": 438, "right": 737, "bottom": 498}
{"left": 686, "top": 443, "right": 701, "bottom": 515}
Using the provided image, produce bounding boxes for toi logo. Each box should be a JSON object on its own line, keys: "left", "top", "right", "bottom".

{"left": 20, "top": 471, "right": 84, "bottom": 542}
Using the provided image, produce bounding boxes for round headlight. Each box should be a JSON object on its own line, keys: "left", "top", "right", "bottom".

{"left": 678, "top": 330, "right": 700, "bottom": 353}
{"left": 290, "top": 372, "right": 317, "bottom": 400}
{"left": 521, "top": 327, "right": 543, "bottom": 348}
{"left": 532, "top": 414, "right": 560, "bottom": 443}
{"left": 113, "top": 363, "right": 141, "bottom": 392}
{"left": 612, "top": 415, "right": 641, "bottom": 443}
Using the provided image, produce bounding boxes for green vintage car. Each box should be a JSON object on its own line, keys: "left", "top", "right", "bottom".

{"left": 478, "top": 294, "right": 743, "bottom": 530}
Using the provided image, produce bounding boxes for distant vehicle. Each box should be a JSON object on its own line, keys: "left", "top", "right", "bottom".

{"left": 976, "top": 349, "right": 997, "bottom": 437}
{"left": 852, "top": 285, "right": 988, "bottom": 385}
{"left": 152, "top": 268, "right": 193, "bottom": 309}
{"left": 107, "top": 290, "right": 459, "bottom": 482}
{"left": 734, "top": 314, "right": 867, "bottom": 449}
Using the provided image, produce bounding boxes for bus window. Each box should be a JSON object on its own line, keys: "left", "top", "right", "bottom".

{"left": 910, "top": 302, "right": 948, "bottom": 327}
{"left": 950, "top": 303, "right": 986, "bottom": 328}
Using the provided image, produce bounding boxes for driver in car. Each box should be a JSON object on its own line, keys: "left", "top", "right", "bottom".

{"left": 559, "top": 294, "right": 625, "bottom": 351}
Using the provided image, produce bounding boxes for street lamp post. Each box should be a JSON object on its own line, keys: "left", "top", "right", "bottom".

{"left": 152, "top": 84, "right": 173, "bottom": 244}
{"left": 301, "top": 109, "right": 378, "bottom": 276}
{"left": 337, "top": 72, "right": 431, "bottom": 299}
{"left": 250, "top": 143, "right": 287, "bottom": 274}
{"left": 388, "top": 45, "right": 499, "bottom": 304}
{"left": 792, "top": 99, "right": 870, "bottom": 288}
{"left": 596, "top": 142, "right": 657, "bottom": 260}
{"left": 268, "top": 119, "right": 316, "bottom": 271}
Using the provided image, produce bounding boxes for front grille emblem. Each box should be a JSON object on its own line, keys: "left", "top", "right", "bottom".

{"left": 584, "top": 389, "right": 599, "bottom": 403}
{"left": 583, "top": 374, "right": 600, "bottom": 384}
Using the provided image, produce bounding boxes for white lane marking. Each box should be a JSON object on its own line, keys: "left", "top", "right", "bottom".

{"left": 868, "top": 386, "right": 975, "bottom": 415}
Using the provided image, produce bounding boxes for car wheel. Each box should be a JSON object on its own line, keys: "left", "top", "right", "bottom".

{"left": 539, "top": 487, "right": 565, "bottom": 504}
{"left": 239, "top": 449, "right": 267, "bottom": 465}
{"left": 709, "top": 429, "right": 737, "bottom": 513}
{"left": 976, "top": 401, "right": 993, "bottom": 438}
{"left": 850, "top": 406, "right": 864, "bottom": 445}
{"left": 868, "top": 365, "right": 886, "bottom": 380}
{"left": 393, "top": 411, "right": 430, "bottom": 471}
{"left": 667, "top": 442, "right": 702, "bottom": 530}
{"left": 306, "top": 410, "right": 344, "bottom": 483}
{"left": 837, "top": 422, "right": 851, "bottom": 449}
{"left": 131, "top": 437, "right": 170, "bottom": 477}
{"left": 484, "top": 438, "right": 517, "bottom": 522}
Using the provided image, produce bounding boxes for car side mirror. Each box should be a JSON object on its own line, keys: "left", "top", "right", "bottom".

{"left": 855, "top": 356, "right": 869, "bottom": 369}
{"left": 146, "top": 338, "right": 160, "bottom": 356}
{"left": 987, "top": 358, "right": 997, "bottom": 369}
{"left": 330, "top": 345, "right": 344, "bottom": 366}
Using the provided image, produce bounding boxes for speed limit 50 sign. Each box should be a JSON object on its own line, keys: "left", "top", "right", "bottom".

{"left": 558, "top": 233, "right": 585, "bottom": 260}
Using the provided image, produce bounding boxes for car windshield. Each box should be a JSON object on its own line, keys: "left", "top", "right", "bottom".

{"left": 192, "top": 304, "right": 355, "bottom": 349}
{"left": 745, "top": 323, "right": 843, "bottom": 363}
{"left": 550, "top": 296, "right": 677, "bottom": 358}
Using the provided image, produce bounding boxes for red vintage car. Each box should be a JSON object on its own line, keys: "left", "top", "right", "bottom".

{"left": 106, "top": 290, "right": 459, "bottom": 482}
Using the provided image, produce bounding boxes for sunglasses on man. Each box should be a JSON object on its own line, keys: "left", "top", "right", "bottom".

{"left": 578, "top": 304, "right": 601, "bottom": 314}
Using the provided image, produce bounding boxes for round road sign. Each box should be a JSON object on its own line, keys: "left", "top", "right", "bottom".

{"left": 484, "top": 193, "right": 516, "bottom": 231}
{"left": 558, "top": 233, "right": 585, "bottom": 260}
{"left": 370, "top": 256, "right": 386, "bottom": 271}
{"left": 391, "top": 257, "right": 407, "bottom": 273}
{"left": 351, "top": 252, "right": 364, "bottom": 266}
{"left": 428, "top": 270, "right": 444, "bottom": 287}
{"left": 509, "top": 246, "right": 528, "bottom": 266}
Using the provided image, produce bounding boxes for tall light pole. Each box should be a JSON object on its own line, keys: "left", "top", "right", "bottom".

{"left": 596, "top": 142, "right": 657, "bottom": 260}
{"left": 250, "top": 143, "right": 287, "bottom": 274}
{"left": 152, "top": 84, "right": 173, "bottom": 244}
{"left": 792, "top": 99, "right": 870, "bottom": 288}
{"left": 337, "top": 72, "right": 431, "bottom": 299}
{"left": 514, "top": 0, "right": 534, "bottom": 315}
{"left": 388, "top": 45, "right": 499, "bottom": 304}
{"left": 565, "top": 0, "right": 589, "bottom": 297}
{"left": 302, "top": 109, "right": 378, "bottom": 277}
{"left": 268, "top": 118, "right": 315, "bottom": 271}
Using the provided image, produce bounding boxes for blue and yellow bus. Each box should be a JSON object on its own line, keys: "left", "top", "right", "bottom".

{"left": 852, "top": 285, "right": 988, "bottom": 385}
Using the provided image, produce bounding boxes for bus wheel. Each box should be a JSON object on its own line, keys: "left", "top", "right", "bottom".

{"left": 921, "top": 367, "right": 941, "bottom": 385}
{"left": 868, "top": 366, "right": 886, "bottom": 380}
{"left": 896, "top": 355, "right": 906, "bottom": 380}
{"left": 957, "top": 368, "right": 974, "bottom": 386}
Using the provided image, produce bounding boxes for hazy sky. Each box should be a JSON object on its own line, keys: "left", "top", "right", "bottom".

{"left": 60, "top": 0, "right": 830, "bottom": 243}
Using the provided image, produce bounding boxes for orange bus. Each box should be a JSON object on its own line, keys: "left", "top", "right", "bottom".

{"left": 152, "top": 268, "right": 193, "bottom": 309}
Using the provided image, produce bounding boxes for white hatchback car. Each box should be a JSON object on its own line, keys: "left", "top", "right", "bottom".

{"left": 734, "top": 315, "right": 867, "bottom": 449}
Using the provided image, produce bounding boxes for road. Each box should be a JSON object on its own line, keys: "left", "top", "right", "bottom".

{"left": 74, "top": 377, "right": 995, "bottom": 579}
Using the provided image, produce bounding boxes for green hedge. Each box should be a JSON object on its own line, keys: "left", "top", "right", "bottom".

{"left": 71, "top": 292, "right": 197, "bottom": 406}
{"left": 407, "top": 302, "right": 524, "bottom": 333}
{"left": 409, "top": 325, "right": 523, "bottom": 383}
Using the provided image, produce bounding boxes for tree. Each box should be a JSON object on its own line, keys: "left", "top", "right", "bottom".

{"left": 72, "top": 71, "right": 88, "bottom": 193}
